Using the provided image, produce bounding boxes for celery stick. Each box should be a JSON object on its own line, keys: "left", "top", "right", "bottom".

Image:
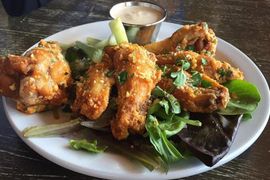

{"left": 86, "top": 37, "right": 101, "bottom": 46}
{"left": 109, "top": 17, "right": 128, "bottom": 44}
{"left": 108, "top": 35, "right": 117, "bottom": 46}
{"left": 92, "top": 49, "right": 103, "bottom": 63}
{"left": 95, "top": 39, "right": 109, "bottom": 49}
{"left": 75, "top": 41, "right": 95, "bottom": 58}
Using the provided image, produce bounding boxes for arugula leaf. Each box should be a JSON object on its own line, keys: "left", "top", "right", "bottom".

{"left": 167, "top": 93, "right": 181, "bottom": 114}
{"left": 159, "top": 99, "right": 170, "bottom": 115}
{"left": 146, "top": 87, "right": 203, "bottom": 164}
{"left": 117, "top": 71, "right": 128, "bottom": 85}
{"left": 70, "top": 139, "right": 107, "bottom": 153}
{"left": 148, "top": 99, "right": 161, "bottom": 115}
{"left": 173, "top": 116, "right": 202, "bottom": 126}
{"left": 242, "top": 113, "right": 252, "bottom": 121}
{"left": 145, "top": 115, "right": 184, "bottom": 162}
{"left": 159, "top": 118, "right": 186, "bottom": 137}
{"left": 218, "top": 80, "right": 261, "bottom": 118}
{"left": 152, "top": 86, "right": 181, "bottom": 114}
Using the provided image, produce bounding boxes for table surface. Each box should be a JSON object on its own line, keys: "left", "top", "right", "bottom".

{"left": 0, "top": 0, "right": 269, "bottom": 179}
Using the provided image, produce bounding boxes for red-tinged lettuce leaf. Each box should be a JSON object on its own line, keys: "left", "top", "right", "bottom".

{"left": 174, "top": 113, "right": 242, "bottom": 166}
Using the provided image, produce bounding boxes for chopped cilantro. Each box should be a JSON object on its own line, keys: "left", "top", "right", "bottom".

{"left": 201, "top": 58, "right": 208, "bottom": 65}
{"left": 201, "top": 80, "right": 212, "bottom": 88}
{"left": 171, "top": 60, "right": 190, "bottom": 88}
{"left": 218, "top": 68, "right": 233, "bottom": 78}
{"left": 170, "top": 70, "right": 187, "bottom": 88}
{"left": 191, "top": 71, "right": 202, "bottom": 87}
{"left": 186, "top": 45, "right": 195, "bottom": 51}
{"left": 175, "top": 59, "right": 190, "bottom": 70}
{"left": 117, "top": 71, "right": 128, "bottom": 85}
{"left": 218, "top": 68, "right": 226, "bottom": 77}
{"left": 181, "top": 60, "right": 190, "bottom": 70}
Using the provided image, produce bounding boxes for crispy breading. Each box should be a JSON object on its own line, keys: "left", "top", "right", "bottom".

{"left": 72, "top": 54, "right": 115, "bottom": 120}
{"left": 111, "top": 43, "right": 162, "bottom": 140}
{"left": 145, "top": 22, "right": 217, "bottom": 56}
{"left": 158, "top": 71, "right": 229, "bottom": 113}
{"left": 157, "top": 50, "right": 244, "bottom": 83}
{"left": 0, "top": 40, "right": 72, "bottom": 113}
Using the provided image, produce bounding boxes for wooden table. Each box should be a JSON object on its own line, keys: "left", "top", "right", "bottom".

{"left": 0, "top": 0, "right": 269, "bottom": 179}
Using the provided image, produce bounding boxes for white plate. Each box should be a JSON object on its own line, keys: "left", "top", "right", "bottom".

{"left": 3, "top": 21, "right": 270, "bottom": 179}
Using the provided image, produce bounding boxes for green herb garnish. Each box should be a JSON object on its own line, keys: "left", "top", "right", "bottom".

{"left": 217, "top": 68, "right": 233, "bottom": 78}
{"left": 145, "top": 86, "right": 202, "bottom": 163}
{"left": 201, "top": 79, "right": 212, "bottom": 88}
{"left": 117, "top": 71, "right": 128, "bottom": 85}
{"left": 152, "top": 86, "right": 181, "bottom": 114}
{"left": 171, "top": 60, "right": 190, "bottom": 88}
{"left": 170, "top": 71, "right": 187, "bottom": 88}
{"left": 191, "top": 71, "right": 202, "bottom": 87}
{"left": 186, "top": 45, "right": 195, "bottom": 51}
{"left": 201, "top": 58, "right": 208, "bottom": 65}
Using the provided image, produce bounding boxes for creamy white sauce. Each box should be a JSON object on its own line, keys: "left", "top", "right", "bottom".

{"left": 111, "top": 6, "right": 163, "bottom": 25}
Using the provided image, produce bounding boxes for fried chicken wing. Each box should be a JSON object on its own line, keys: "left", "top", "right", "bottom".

{"left": 111, "top": 43, "right": 162, "bottom": 140}
{"left": 158, "top": 70, "right": 229, "bottom": 113}
{"left": 0, "top": 40, "right": 72, "bottom": 113}
{"left": 145, "top": 22, "right": 217, "bottom": 56}
{"left": 157, "top": 51, "right": 244, "bottom": 83}
{"left": 72, "top": 54, "right": 115, "bottom": 120}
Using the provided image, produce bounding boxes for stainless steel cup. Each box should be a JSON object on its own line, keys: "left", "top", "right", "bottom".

{"left": 110, "top": 1, "right": 167, "bottom": 45}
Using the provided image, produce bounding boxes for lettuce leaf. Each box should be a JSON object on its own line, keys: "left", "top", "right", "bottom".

{"left": 69, "top": 139, "right": 107, "bottom": 153}
{"left": 218, "top": 80, "right": 261, "bottom": 120}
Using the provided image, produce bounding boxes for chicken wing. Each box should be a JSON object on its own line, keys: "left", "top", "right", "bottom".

{"left": 72, "top": 54, "right": 115, "bottom": 120}
{"left": 157, "top": 51, "right": 244, "bottom": 83}
{"left": 0, "top": 40, "right": 72, "bottom": 113}
{"left": 145, "top": 22, "right": 217, "bottom": 56}
{"left": 158, "top": 69, "right": 229, "bottom": 113}
{"left": 111, "top": 43, "right": 162, "bottom": 140}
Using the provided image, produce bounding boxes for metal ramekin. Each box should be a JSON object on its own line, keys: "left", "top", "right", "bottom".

{"left": 110, "top": 1, "right": 167, "bottom": 45}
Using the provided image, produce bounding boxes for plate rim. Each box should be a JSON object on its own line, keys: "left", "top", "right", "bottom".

{"left": 2, "top": 20, "right": 270, "bottom": 179}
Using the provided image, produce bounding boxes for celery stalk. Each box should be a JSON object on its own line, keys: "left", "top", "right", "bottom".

{"left": 109, "top": 17, "right": 128, "bottom": 44}
{"left": 86, "top": 37, "right": 101, "bottom": 46}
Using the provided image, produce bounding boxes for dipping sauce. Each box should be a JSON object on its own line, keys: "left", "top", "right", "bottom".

{"left": 110, "top": 6, "right": 163, "bottom": 25}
